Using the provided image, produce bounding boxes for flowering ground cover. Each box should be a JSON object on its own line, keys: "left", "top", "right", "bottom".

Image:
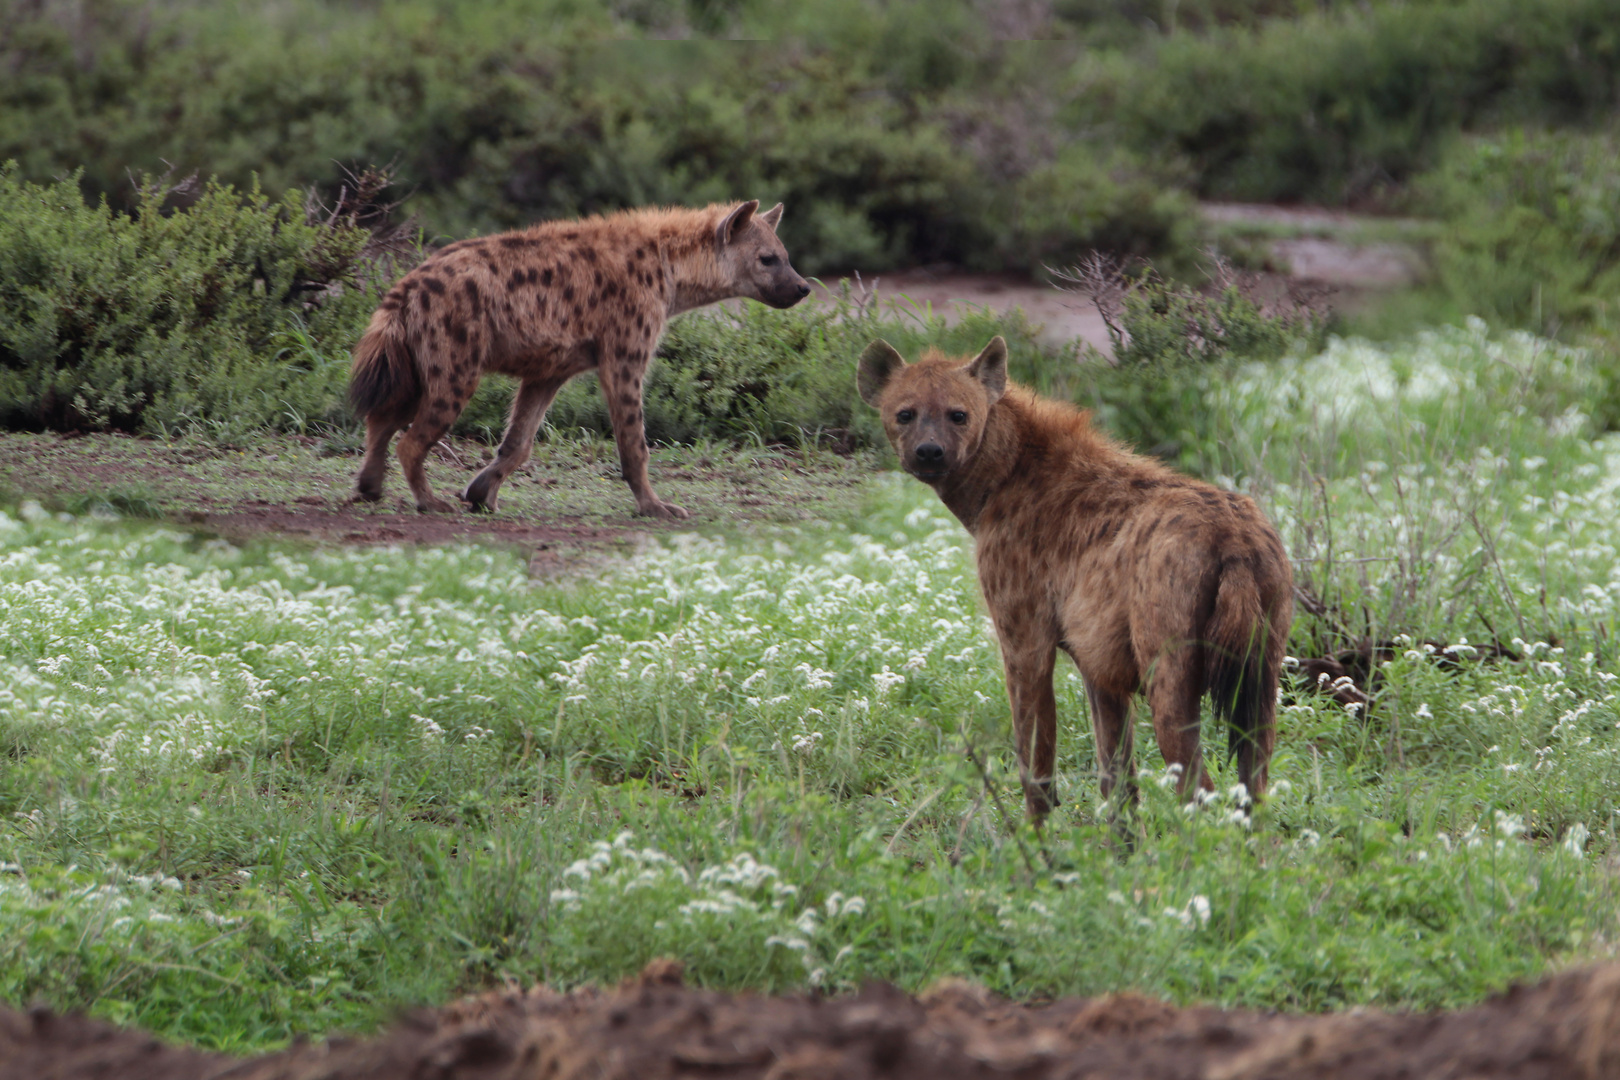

{"left": 2, "top": 322, "right": 1619, "bottom": 1051}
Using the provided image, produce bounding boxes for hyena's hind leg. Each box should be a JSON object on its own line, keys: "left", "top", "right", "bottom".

{"left": 396, "top": 376, "right": 480, "bottom": 513}
{"left": 354, "top": 414, "right": 405, "bottom": 502}
{"left": 463, "top": 375, "right": 567, "bottom": 513}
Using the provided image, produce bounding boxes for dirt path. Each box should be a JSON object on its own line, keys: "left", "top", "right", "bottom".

{"left": 5, "top": 959, "right": 1616, "bottom": 1080}
{"left": 0, "top": 432, "right": 875, "bottom": 567}
{"left": 822, "top": 270, "right": 1116, "bottom": 352}
{"left": 810, "top": 204, "right": 1425, "bottom": 352}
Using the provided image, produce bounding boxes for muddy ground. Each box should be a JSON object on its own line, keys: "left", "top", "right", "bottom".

{"left": 6, "top": 958, "right": 1618, "bottom": 1080}
{"left": 0, "top": 431, "right": 879, "bottom": 572}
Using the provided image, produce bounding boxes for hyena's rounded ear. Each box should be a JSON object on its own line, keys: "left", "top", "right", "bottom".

{"left": 966, "top": 336, "right": 1008, "bottom": 405}
{"left": 857, "top": 340, "right": 907, "bottom": 406}
{"left": 715, "top": 200, "right": 761, "bottom": 249}
{"left": 759, "top": 203, "right": 784, "bottom": 232}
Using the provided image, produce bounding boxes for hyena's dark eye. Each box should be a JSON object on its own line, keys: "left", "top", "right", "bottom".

{"left": 949, "top": 409, "right": 968, "bottom": 424}
{"left": 759, "top": 254, "right": 780, "bottom": 267}
{"left": 896, "top": 409, "right": 916, "bottom": 424}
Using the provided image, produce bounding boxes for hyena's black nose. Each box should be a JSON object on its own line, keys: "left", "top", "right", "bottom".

{"left": 916, "top": 443, "right": 945, "bottom": 464}
{"left": 795, "top": 281, "right": 810, "bottom": 298}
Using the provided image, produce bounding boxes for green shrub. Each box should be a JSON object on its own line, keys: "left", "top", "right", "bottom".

{"left": 0, "top": 161, "right": 1071, "bottom": 449}
{"left": 457, "top": 287, "right": 1066, "bottom": 450}
{"left": 1416, "top": 129, "right": 1620, "bottom": 336}
{"left": 0, "top": 164, "right": 378, "bottom": 439}
{"left": 0, "top": 0, "right": 1196, "bottom": 277}
{"left": 1091, "top": 0, "right": 1620, "bottom": 203}
{"left": 1048, "top": 258, "right": 1330, "bottom": 474}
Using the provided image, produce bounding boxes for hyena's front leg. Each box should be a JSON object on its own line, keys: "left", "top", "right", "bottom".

{"left": 1085, "top": 680, "right": 1136, "bottom": 810}
{"left": 599, "top": 340, "right": 687, "bottom": 520}
{"left": 463, "top": 376, "right": 567, "bottom": 513}
{"left": 1002, "top": 644, "right": 1060, "bottom": 824}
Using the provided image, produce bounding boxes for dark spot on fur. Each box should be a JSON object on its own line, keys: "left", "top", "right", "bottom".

{"left": 421, "top": 276, "right": 446, "bottom": 296}
{"left": 498, "top": 236, "right": 534, "bottom": 249}
{"left": 1131, "top": 478, "right": 1160, "bottom": 490}
{"left": 588, "top": 295, "right": 599, "bottom": 310}
{"left": 463, "top": 280, "right": 482, "bottom": 317}
{"left": 619, "top": 393, "right": 636, "bottom": 407}
{"left": 508, "top": 269, "right": 525, "bottom": 290}
{"left": 527, "top": 267, "right": 540, "bottom": 285}
{"left": 1198, "top": 490, "right": 1220, "bottom": 506}
{"left": 541, "top": 268, "right": 554, "bottom": 286}
{"left": 428, "top": 365, "right": 442, "bottom": 378}
{"left": 432, "top": 398, "right": 450, "bottom": 410}
{"left": 379, "top": 297, "right": 401, "bottom": 311}
{"left": 580, "top": 246, "right": 597, "bottom": 263}
{"left": 417, "top": 291, "right": 432, "bottom": 311}
{"left": 563, "top": 285, "right": 575, "bottom": 302}
{"left": 1168, "top": 515, "right": 1185, "bottom": 528}
{"left": 452, "top": 325, "right": 469, "bottom": 345}
{"left": 593, "top": 270, "right": 604, "bottom": 288}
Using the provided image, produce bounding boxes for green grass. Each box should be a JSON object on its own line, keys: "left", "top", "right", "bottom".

{"left": 4, "top": 322, "right": 1620, "bottom": 1051}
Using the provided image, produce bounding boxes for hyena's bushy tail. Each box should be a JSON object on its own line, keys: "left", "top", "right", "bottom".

{"left": 348, "top": 315, "right": 421, "bottom": 424}
{"left": 1206, "top": 556, "right": 1285, "bottom": 799}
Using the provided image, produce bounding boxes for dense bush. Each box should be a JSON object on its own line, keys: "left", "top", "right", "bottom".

{"left": 1416, "top": 129, "right": 1620, "bottom": 336}
{"left": 1041, "top": 258, "right": 1330, "bottom": 474}
{"left": 456, "top": 288, "right": 1063, "bottom": 450}
{"left": 0, "top": 164, "right": 1073, "bottom": 447}
{"left": 0, "top": 165, "right": 379, "bottom": 439}
{"left": 1090, "top": 0, "right": 1620, "bottom": 203}
{"left": 0, "top": 0, "right": 1192, "bottom": 276}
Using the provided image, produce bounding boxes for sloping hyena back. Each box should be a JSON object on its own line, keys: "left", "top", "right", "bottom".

{"left": 349, "top": 200, "right": 809, "bottom": 519}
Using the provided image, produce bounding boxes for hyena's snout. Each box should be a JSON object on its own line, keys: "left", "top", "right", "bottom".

{"left": 909, "top": 440, "right": 947, "bottom": 478}
{"left": 765, "top": 272, "right": 811, "bottom": 309}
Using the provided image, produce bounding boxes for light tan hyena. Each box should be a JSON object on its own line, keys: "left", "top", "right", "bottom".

{"left": 349, "top": 201, "right": 810, "bottom": 518}
{"left": 858, "top": 336, "right": 1293, "bottom": 825}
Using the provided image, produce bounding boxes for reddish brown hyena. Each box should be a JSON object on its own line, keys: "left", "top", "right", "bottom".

{"left": 858, "top": 336, "right": 1292, "bottom": 824}
{"left": 349, "top": 200, "right": 810, "bottom": 518}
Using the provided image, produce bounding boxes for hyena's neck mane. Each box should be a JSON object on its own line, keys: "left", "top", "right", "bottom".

{"left": 636, "top": 205, "right": 739, "bottom": 317}
{"left": 938, "top": 385, "right": 1160, "bottom": 532}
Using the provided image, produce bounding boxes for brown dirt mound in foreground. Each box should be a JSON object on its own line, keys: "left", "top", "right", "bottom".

{"left": 7, "top": 959, "right": 1620, "bottom": 1080}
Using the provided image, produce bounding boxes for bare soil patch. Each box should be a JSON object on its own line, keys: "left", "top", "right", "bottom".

{"left": 6, "top": 959, "right": 1618, "bottom": 1080}
{"left": 0, "top": 432, "right": 875, "bottom": 567}
{"left": 820, "top": 204, "right": 1426, "bottom": 353}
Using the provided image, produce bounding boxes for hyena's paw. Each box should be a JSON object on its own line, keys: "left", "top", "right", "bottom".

{"left": 637, "top": 498, "right": 690, "bottom": 521}
{"left": 415, "top": 494, "right": 459, "bottom": 514}
{"left": 351, "top": 487, "right": 384, "bottom": 504}
{"left": 461, "top": 474, "right": 499, "bottom": 514}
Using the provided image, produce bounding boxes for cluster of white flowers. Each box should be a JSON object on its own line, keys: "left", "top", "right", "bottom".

{"left": 547, "top": 832, "right": 866, "bottom": 987}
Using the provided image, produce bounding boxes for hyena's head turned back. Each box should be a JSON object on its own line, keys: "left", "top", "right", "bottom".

{"left": 857, "top": 337, "right": 1008, "bottom": 483}
{"left": 715, "top": 200, "right": 811, "bottom": 310}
